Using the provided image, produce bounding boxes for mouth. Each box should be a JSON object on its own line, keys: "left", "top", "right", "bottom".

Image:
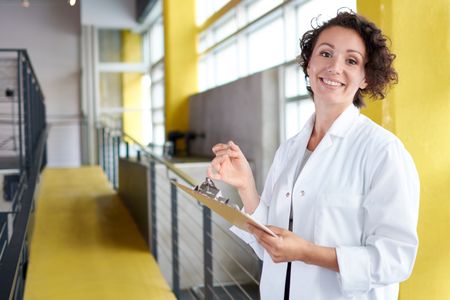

{"left": 320, "top": 77, "right": 344, "bottom": 87}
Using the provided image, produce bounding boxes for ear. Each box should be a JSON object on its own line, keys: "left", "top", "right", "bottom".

{"left": 359, "top": 78, "right": 368, "bottom": 90}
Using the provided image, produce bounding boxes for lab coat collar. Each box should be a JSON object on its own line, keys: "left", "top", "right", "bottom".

{"left": 327, "top": 104, "right": 360, "bottom": 138}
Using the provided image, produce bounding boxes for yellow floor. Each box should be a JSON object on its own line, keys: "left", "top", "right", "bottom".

{"left": 24, "top": 166, "right": 175, "bottom": 300}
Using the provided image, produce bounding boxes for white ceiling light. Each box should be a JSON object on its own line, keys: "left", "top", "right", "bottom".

{"left": 69, "top": 0, "right": 76, "bottom": 6}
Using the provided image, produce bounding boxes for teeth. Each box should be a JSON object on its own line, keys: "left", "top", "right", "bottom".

{"left": 322, "top": 78, "right": 342, "bottom": 86}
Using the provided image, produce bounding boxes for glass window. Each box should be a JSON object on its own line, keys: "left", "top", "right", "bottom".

{"left": 196, "top": 0, "right": 356, "bottom": 92}
{"left": 151, "top": 63, "right": 164, "bottom": 82}
{"left": 151, "top": 81, "right": 164, "bottom": 109}
{"left": 99, "top": 72, "right": 122, "bottom": 108}
{"left": 214, "top": 15, "right": 238, "bottom": 43}
{"left": 152, "top": 109, "right": 165, "bottom": 124}
{"left": 246, "top": 0, "right": 283, "bottom": 22}
{"left": 197, "top": 0, "right": 231, "bottom": 25}
{"left": 198, "top": 58, "right": 208, "bottom": 91}
{"left": 285, "top": 99, "right": 314, "bottom": 139}
{"left": 214, "top": 42, "right": 238, "bottom": 85}
{"left": 296, "top": 0, "right": 356, "bottom": 38}
{"left": 199, "top": 55, "right": 215, "bottom": 91}
{"left": 284, "top": 63, "right": 308, "bottom": 98}
{"left": 247, "top": 17, "right": 284, "bottom": 74}
{"left": 153, "top": 124, "right": 165, "bottom": 146}
{"left": 150, "top": 18, "right": 164, "bottom": 64}
{"left": 98, "top": 30, "right": 122, "bottom": 63}
{"left": 284, "top": 64, "right": 299, "bottom": 99}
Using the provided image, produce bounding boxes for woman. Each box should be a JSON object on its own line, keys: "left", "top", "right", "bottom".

{"left": 208, "top": 11, "right": 419, "bottom": 300}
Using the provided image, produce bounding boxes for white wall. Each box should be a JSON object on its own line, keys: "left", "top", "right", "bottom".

{"left": 0, "top": 0, "right": 82, "bottom": 167}
{"left": 81, "top": 0, "right": 137, "bottom": 28}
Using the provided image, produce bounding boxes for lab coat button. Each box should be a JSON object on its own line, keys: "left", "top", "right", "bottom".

{"left": 300, "top": 190, "right": 305, "bottom": 196}
{"left": 286, "top": 192, "right": 290, "bottom": 197}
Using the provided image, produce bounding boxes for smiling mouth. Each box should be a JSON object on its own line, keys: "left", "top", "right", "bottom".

{"left": 320, "top": 78, "right": 344, "bottom": 87}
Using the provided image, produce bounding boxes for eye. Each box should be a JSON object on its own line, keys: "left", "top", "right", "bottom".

{"left": 320, "top": 51, "right": 332, "bottom": 58}
{"left": 347, "top": 58, "right": 358, "bottom": 65}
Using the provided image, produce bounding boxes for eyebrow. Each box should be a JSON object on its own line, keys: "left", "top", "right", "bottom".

{"left": 317, "top": 42, "right": 365, "bottom": 58}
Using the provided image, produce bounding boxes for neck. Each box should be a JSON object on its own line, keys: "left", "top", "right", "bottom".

{"left": 308, "top": 102, "right": 352, "bottom": 150}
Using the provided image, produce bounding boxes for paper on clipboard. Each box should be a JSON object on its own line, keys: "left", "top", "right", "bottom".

{"left": 171, "top": 180, "right": 277, "bottom": 237}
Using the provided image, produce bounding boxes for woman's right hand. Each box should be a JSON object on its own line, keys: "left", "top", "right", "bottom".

{"left": 208, "top": 141, "right": 260, "bottom": 214}
{"left": 207, "top": 141, "right": 254, "bottom": 192}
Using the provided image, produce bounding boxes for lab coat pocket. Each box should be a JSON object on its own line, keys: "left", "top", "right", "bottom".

{"left": 314, "top": 193, "right": 364, "bottom": 247}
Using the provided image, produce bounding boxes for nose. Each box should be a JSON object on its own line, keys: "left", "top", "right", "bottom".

{"left": 327, "top": 57, "right": 343, "bottom": 74}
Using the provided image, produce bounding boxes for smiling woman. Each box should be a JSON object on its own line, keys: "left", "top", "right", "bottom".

{"left": 208, "top": 10, "right": 420, "bottom": 300}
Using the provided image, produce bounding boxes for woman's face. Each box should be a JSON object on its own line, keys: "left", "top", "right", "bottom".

{"left": 307, "top": 26, "right": 368, "bottom": 109}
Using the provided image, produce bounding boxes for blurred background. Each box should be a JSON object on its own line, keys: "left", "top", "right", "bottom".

{"left": 0, "top": 0, "right": 448, "bottom": 299}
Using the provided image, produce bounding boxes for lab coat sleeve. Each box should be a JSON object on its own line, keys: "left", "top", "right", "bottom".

{"left": 336, "top": 139, "right": 420, "bottom": 296}
{"left": 229, "top": 147, "right": 282, "bottom": 260}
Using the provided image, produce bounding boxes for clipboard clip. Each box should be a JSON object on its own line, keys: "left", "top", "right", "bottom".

{"left": 193, "top": 177, "right": 239, "bottom": 210}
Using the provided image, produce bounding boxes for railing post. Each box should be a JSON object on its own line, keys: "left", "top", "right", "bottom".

{"left": 125, "top": 141, "right": 129, "bottom": 159}
{"left": 115, "top": 136, "right": 120, "bottom": 188}
{"left": 170, "top": 179, "right": 180, "bottom": 298}
{"left": 111, "top": 134, "right": 116, "bottom": 189}
{"left": 17, "top": 52, "right": 24, "bottom": 173}
{"left": 101, "top": 128, "right": 106, "bottom": 172}
{"left": 106, "top": 130, "right": 111, "bottom": 182}
{"left": 97, "top": 128, "right": 101, "bottom": 168}
{"left": 149, "top": 160, "right": 157, "bottom": 260}
{"left": 203, "top": 207, "right": 213, "bottom": 299}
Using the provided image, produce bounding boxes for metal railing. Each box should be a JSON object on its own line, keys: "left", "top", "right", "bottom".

{"left": 97, "top": 125, "right": 261, "bottom": 299}
{"left": 0, "top": 49, "right": 47, "bottom": 300}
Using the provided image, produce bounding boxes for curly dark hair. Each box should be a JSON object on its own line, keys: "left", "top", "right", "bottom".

{"left": 297, "top": 10, "right": 398, "bottom": 107}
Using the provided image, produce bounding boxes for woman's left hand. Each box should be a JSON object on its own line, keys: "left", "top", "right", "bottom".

{"left": 248, "top": 224, "right": 312, "bottom": 263}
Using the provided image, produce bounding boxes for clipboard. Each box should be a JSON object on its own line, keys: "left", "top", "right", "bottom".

{"left": 171, "top": 180, "right": 277, "bottom": 237}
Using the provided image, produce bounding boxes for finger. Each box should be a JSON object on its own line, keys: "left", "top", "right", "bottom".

{"left": 258, "top": 236, "right": 277, "bottom": 254}
{"left": 249, "top": 224, "right": 276, "bottom": 243}
{"left": 213, "top": 149, "right": 230, "bottom": 157}
{"left": 228, "top": 141, "right": 245, "bottom": 159}
{"left": 216, "top": 148, "right": 242, "bottom": 159}
{"left": 212, "top": 143, "right": 230, "bottom": 154}
{"left": 211, "top": 155, "right": 228, "bottom": 169}
{"left": 226, "top": 149, "right": 241, "bottom": 159}
{"left": 209, "top": 159, "right": 222, "bottom": 175}
{"left": 266, "top": 225, "right": 285, "bottom": 235}
{"left": 229, "top": 141, "right": 241, "bottom": 153}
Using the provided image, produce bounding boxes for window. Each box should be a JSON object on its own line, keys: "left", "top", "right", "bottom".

{"left": 247, "top": 15, "right": 284, "bottom": 73}
{"left": 196, "top": 0, "right": 231, "bottom": 26}
{"left": 246, "top": 0, "right": 283, "bottom": 22}
{"left": 96, "top": 29, "right": 151, "bottom": 145}
{"left": 196, "top": 0, "right": 356, "bottom": 140}
{"left": 214, "top": 41, "right": 238, "bottom": 85}
{"left": 147, "top": 16, "right": 166, "bottom": 146}
{"left": 197, "top": 0, "right": 295, "bottom": 92}
{"left": 285, "top": 99, "right": 315, "bottom": 139}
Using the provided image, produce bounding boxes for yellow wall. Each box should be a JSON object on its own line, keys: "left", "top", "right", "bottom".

{"left": 358, "top": 0, "right": 450, "bottom": 298}
{"left": 121, "top": 31, "right": 145, "bottom": 144}
{"left": 163, "top": 0, "right": 198, "bottom": 135}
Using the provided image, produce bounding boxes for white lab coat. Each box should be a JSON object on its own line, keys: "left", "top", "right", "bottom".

{"left": 231, "top": 104, "right": 419, "bottom": 299}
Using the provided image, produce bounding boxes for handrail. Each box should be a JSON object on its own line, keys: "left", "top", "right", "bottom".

{"left": 0, "top": 128, "right": 48, "bottom": 300}
{"left": 100, "top": 125, "right": 198, "bottom": 187}
{"left": 0, "top": 48, "right": 47, "bottom": 300}
{"left": 123, "top": 131, "right": 198, "bottom": 187}
{"left": 0, "top": 49, "right": 44, "bottom": 100}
